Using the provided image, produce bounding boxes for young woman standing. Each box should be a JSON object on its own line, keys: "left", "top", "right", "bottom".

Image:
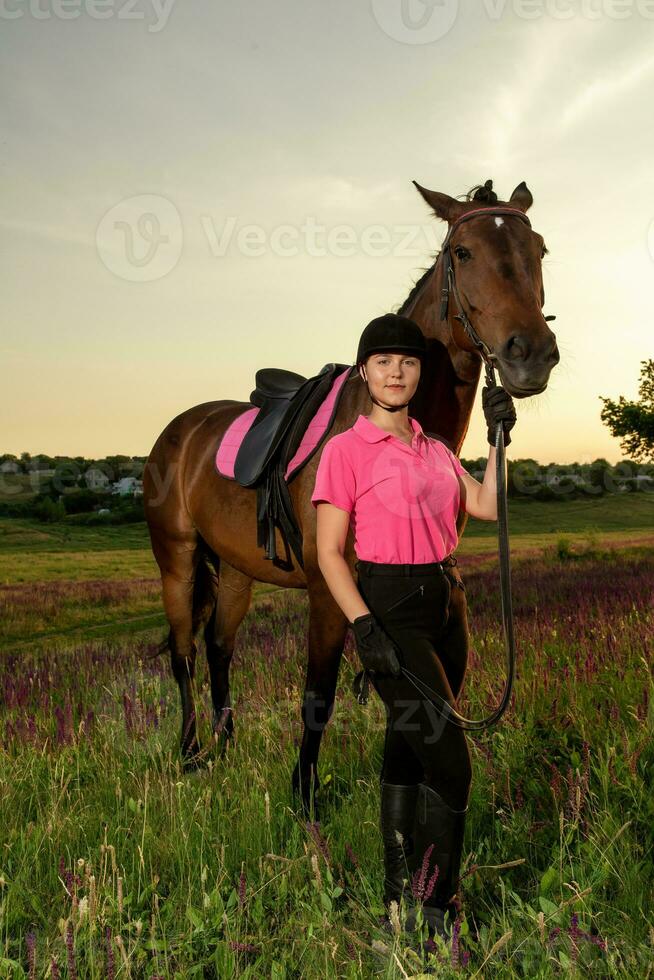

{"left": 311, "top": 313, "right": 516, "bottom": 940}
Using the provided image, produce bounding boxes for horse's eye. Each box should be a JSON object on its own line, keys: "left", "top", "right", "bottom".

{"left": 454, "top": 246, "right": 470, "bottom": 262}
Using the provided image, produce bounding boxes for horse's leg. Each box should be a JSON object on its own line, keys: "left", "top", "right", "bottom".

{"left": 292, "top": 574, "right": 348, "bottom": 820}
{"left": 157, "top": 535, "right": 202, "bottom": 767}
{"left": 204, "top": 560, "right": 253, "bottom": 757}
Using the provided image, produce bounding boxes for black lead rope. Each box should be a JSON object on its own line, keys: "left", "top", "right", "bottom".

{"left": 352, "top": 375, "right": 515, "bottom": 732}
{"left": 397, "top": 371, "right": 516, "bottom": 734}
{"left": 352, "top": 205, "right": 558, "bottom": 732}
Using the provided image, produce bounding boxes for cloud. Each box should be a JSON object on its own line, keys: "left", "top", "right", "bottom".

{"left": 483, "top": 18, "right": 593, "bottom": 166}
{"left": 559, "top": 48, "right": 654, "bottom": 129}
{"left": 284, "top": 176, "right": 406, "bottom": 210}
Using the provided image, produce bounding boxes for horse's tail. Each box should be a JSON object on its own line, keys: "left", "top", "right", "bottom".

{"left": 148, "top": 541, "right": 219, "bottom": 659}
{"left": 192, "top": 543, "right": 220, "bottom": 635}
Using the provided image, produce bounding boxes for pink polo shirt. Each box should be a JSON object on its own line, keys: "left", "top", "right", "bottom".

{"left": 311, "top": 413, "right": 467, "bottom": 564}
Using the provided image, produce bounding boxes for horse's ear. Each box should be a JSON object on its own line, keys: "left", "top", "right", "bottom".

{"left": 412, "top": 181, "right": 465, "bottom": 223}
{"left": 508, "top": 181, "right": 534, "bottom": 212}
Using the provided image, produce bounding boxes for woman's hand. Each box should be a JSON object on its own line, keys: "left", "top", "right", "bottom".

{"left": 482, "top": 385, "right": 516, "bottom": 446}
{"left": 350, "top": 613, "right": 402, "bottom": 678}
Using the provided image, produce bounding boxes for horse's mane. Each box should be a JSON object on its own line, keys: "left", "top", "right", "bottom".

{"left": 394, "top": 180, "right": 497, "bottom": 315}
{"left": 395, "top": 264, "right": 437, "bottom": 316}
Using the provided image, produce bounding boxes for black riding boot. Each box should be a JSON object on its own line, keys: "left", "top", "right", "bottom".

{"left": 380, "top": 781, "right": 419, "bottom": 913}
{"left": 405, "top": 783, "right": 468, "bottom": 940}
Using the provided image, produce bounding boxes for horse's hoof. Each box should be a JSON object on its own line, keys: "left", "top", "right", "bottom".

{"left": 214, "top": 728, "right": 234, "bottom": 759}
{"left": 181, "top": 740, "right": 203, "bottom": 773}
{"left": 213, "top": 706, "right": 232, "bottom": 731}
{"left": 182, "top": 756, "right": 204, "bottom": 774}
{"left": 292, "top": 784, "right": 320, "bottom": 822}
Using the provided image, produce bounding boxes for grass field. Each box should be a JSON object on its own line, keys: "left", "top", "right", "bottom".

{"left": 0, "top": 499, "right": 653, "bottom": 977}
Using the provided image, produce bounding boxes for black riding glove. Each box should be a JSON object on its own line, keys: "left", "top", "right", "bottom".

{"left": 482, "top": 384, "right": 517, "bottom": 447}
{"left": 350, "top": 613, "right": 402, "bottom": 679}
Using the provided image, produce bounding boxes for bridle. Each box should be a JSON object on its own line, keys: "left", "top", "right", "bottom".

{"left": 439, "top": 205, "right": 556, "bottom": 382}
{"left": 371, "top": 206, "right": 556, "bottom": 732}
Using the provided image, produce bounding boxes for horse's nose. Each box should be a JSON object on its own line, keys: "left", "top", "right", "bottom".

{"left": 501, "top": 333, "right": 531, "bottom": 362}
{"left": 547, "top": 338, "right": 560, "bottom": 366}
{"left": 501, "top": 331, "right": 559, "bottom": 365}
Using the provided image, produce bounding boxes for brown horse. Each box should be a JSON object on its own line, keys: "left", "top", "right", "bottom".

{"left": 143, "top": 178, "right": 559, "bottom": 817}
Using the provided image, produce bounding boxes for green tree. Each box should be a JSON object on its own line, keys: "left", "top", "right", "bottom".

{"left": 33, "top": 496, "right": 66, "bottom": 523}
{"left": 599, "top": 359, "right": 654, "bottom": 462}
{"left": 104, "top": 455, "right": 137, "bottom": 480}
{"left": 588, "top": 458, "right": 611, "bottom": 495}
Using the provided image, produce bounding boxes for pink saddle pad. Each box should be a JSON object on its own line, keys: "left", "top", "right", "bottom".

{"left": 215, "top": 365, "right": 352, "bottom": 482}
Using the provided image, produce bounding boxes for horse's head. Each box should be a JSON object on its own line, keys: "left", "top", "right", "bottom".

{"left": 414, "top": 178, "right": 559, "bottom": 397}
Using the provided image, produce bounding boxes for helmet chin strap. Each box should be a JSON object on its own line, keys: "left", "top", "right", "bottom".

{"left": 361, "top": 368, "right": 411, "bottom": 413}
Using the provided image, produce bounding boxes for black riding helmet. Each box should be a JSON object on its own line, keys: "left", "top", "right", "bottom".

{"left": 355, "top": 313, "right": 427, "bottom": 367}
{"left": 355, "top": 314, "right": 427, "bottom": 413}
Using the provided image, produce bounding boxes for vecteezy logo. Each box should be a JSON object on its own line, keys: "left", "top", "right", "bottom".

{"left": 370, "top": 449, "right": 456, "bottom": 520}
{"left": 96, "top": 194, "right": 183, "bottom": 282}
{"left": 370, "top": 0, "right": 459, "bottom": 44}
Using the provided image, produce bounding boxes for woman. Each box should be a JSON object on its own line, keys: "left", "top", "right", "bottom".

{"left": 310, "top": 313, "right": 516, "bottom": 940}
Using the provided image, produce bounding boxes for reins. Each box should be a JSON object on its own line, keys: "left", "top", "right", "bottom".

{"left": 356, "top": 205, "right": 556, "bottom": 733}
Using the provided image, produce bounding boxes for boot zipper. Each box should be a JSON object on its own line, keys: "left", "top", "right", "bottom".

{"left": 384, "top": 583, "right": 424, "bottom": 613}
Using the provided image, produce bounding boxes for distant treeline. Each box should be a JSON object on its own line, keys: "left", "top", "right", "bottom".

{"left": 460, "top": 455, "right": 653, "bottom": 500}
{"left": 0, "top": 452, "right": 652, "bottom": 525}
{"left": 2, "top": 452, "right": 653, "bottom": 487}
{"left": 0, "top": 453, "right": 146, "bottom": 524}
{"left": 0, "top": 453, "right": 145, "bottom": 479}
{"left": 0, "top": 488, "right": 144, "bottom": 525}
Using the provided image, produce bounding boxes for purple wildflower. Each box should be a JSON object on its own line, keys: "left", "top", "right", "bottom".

{"left": 569, "top": 911, "right": 581, "bottom": 963}
{"left": 549, "top": 764, "right": 561, "bottom": 801}
{"left": 345, "top": 843, "right": 360, "bottom": 869}
{"left": 26, "top": 931, "right": 36, "bottom": 980}
{"left": 65, "top": 921, "right": 77, "bottom": 980}
{"left": 229, "top": 940, "right": 260, "bottom": 953}
{"left": 514, "top": 779, "right": 524, "bottom": 809}
{"left": 238, "top": 867, "right": 247, "bottom": 909}
{"left": 105, "top": 925, "right": 115, "bottom": 980}
{"left": 64, "top": 868, "right": 74, "bottom": 899}
{"left": 451, "top": 916, "right": 461, "bottom": 968}
{"left": 547, "top": 912, "right": 608, "bottom": 959}
{"left": 422, "top": 862, "right": 440, "bottom": 904}
{"left": 306, "top": 821, "right": 331, "bottom": 863}
{"left": 411, "top": 843, "right": 435, "bottom": 902}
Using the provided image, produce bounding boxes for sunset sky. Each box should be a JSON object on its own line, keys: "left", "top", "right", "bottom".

{"left": 2, "top": 1, "right": 653, "bottom": 464}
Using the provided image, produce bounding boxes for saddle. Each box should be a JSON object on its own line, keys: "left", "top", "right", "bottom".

{"left": 215, "top": 362, "right": 354, "bottom": 571}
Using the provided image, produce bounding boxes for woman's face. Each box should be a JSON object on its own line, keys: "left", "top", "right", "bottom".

{"left": 359, "top": 351, "right": 421, "bottom": 405}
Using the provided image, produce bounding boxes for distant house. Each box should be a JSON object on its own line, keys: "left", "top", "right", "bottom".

{"left": 111, "top": 477, "right": 144, "bottom": 496}
{"left": 85, "top": 468, "right": 111, "bottom": 491}
{"left": 629, "top": 474, "right": 654, "bottom": 489}
{"left": 546, "top": 473, "right": 587, "bottom": 487}
{"left": 0, "top": 460, "right": 19, "bottom": 474}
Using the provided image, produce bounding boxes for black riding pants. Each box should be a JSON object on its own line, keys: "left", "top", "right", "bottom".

{"left": 356, "top": 559, "right": 472, "bottom": 812}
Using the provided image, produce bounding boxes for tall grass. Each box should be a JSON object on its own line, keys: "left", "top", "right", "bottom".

{"left": 1, "top": 548, "right": 652, "bottom": 977}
